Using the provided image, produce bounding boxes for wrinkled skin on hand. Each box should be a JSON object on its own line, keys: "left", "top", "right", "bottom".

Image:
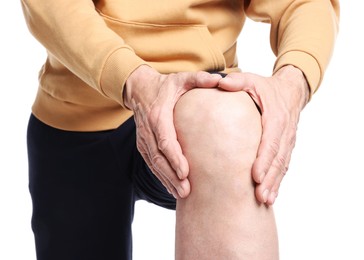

{"left": 124, "top": 65, "right": 222, "bottom": 199}
{"left": 219, "top": 65, "right": 309, "bottom": 205}
{"left": 125, "top": 64, "right": 308, "bottom": 205}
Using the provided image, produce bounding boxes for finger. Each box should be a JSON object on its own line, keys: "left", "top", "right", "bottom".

{"left": 149, "top": 106, "right": 190, "bottom": 180}
{"left": 267, "top": 175, "right": 283, "bottom": 205}
{"left": 135, "top": 87, "right": 192, "bottom": 197}
{"left": 256, "top": 126, "right": 296, "bottom": 205}
{"left": 138, "top": 138, "right": 189, "bottom": 199}
{"left": 155, "top": 72, "right": 222, "bottom": 179}
{"left": 218, "top": 72, "right": 256, "bottom": 91}
{"left": 255, "top": 163, "right": 285, "bottom": 205}
{"left": 218, "top": 72, "right": 280, "bottom": 184}
{"left": 140, "top": 149, "right": 179, "bottom": 199}
{"left": 152, "top": 71, "right": 221, "bottom": 179}
{"left": 135, "top": 112, "right": 184, "bottom": 197}
{"left": 267, "top": 126, "right": 296, "bottom": 205}
{"left": 218, "top": 73, "right": 263, "bottom": 109}
{"left": 255, "top": 174, "right": 278, "bottom": 204}
{"left": 139, "top": 115, "right": 191, "bottom": 198}
{"left": 180, "top": 71, "right": 222, "bottom": 93}
{"left": 218, "top": 72, "right": 246, "bottom": 91}
{"left": 148, "top": 147, "right": 190, "bottom": 198}
{"left": 252, "top": 112, "right": 286, "bottom": 184}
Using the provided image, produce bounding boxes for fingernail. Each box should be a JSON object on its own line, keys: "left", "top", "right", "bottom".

{"left": 219, "top": 77, "right": 231, "bottom": 84}
{"left": 177, "top": 186, "right": 185, "bottom": 198}
{"left": 269, "top": 192, "right": 277, "bottom": 205}
{"left": 259, "top": 172, "right": 265, "bottom": 183}
{"left": 166, "top": 187, "right": 176, "bottom": 199}
{"left": 177, "top": 168, "right": 183, "bottom": 179}
{"left": 262, "top": 189, "right": 269, "bottom": 203}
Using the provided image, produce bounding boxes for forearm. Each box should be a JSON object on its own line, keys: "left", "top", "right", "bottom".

{"left": 21, "top": 0, "right": 146, "bottom": 105}
{"left": 245, "top": 0, "right": 340, "bottom": 96}
{"left": 273, "top": 0, "right": 339, "bottom": 96}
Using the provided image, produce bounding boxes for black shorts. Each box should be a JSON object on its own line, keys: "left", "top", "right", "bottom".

{"left": 27, "top": 114, "right": 176, "bottom": 260}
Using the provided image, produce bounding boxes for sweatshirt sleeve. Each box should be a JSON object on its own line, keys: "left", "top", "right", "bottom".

{"left": 21, "top": 0, "right": 147, "bottom": 105}
{"left": 244, "top": 0, "right": 340, "bottom": 97}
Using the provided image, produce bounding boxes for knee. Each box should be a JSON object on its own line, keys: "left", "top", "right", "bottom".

{"left": 174, "top": 88, "right": 262, "bottom": 164}
{"left": 174, "top": 88, "right": 262, "bottom": 200}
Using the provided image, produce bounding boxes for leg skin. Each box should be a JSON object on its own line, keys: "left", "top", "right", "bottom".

{"left": 174, "top": 88, "right": 278, "bottom": 260}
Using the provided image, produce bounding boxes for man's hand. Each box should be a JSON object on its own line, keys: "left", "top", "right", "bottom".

{"left": 124, "top": 65, "right": 222, "bottom": 199}
{"left": 219, "top": 65, "right": 309, "bottom": 205}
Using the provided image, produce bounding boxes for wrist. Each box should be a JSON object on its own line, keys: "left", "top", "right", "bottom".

{"left": 124, "top": 65, "right": 159, "bottom": 109}
{"left": 274, "top": 65, "right": 310, "bottom": 109}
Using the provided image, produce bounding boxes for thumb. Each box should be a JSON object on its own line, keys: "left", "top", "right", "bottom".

{"left": 219, "top": 72, "right": 263, "bottom": 109}
{"left": 218, "top": 72, "right": 257, "bottom": 91}
{"left": 185, "top": 71, "right": 222, "bottom": 89}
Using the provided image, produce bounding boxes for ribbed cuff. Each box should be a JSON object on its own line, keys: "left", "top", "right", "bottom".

{"left": 100, "top": 47, "right": 148, "bottom": 107}
{"left": 274, "top": 50, "right": 322, "bottom": 99}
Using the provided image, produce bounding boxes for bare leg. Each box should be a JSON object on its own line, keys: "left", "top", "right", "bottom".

{"left": 174, "top": 88, "right": 278, "bottom": 260}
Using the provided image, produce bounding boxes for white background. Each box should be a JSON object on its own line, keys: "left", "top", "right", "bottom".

{"left": 1, "top": 1, "right": 363, "bottom": 259}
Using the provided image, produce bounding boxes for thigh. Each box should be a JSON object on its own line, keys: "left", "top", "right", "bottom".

{"left": 27, "top": 115, "right": 176, "bottom": 260}
{"left": 27, "top": 115, "right": 136, "bottom": 260}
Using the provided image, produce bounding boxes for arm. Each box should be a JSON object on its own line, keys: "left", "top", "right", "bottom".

{"left": 21, "top": 0, "right": 146, "bottom": 105}
{"left": 219, "top": 65, "right": 309, "bottom": 205}
{"left": 21, "top": 0, "right": 222, "bottom": 198}
{"left": 220, "top": 0, "right": 339, "bottom": 205}
{"left": 245, "top": 0, "right": 340, "bottom": 96}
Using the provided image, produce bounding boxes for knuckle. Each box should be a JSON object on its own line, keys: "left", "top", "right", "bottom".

{"left": 289, "top": 121, "right": 298, "bottom": 132}
{"left": 151, "top": 153, "right": 164, "bottom": 170}
{"left": 289, "top": 134, "right": 297, "bottom": 147}
{"left": 268, "top": 138, "right": 280, "bottom": 155}
{"left": 158, "top": 137, "right": 169, "bottom": 152}
{"left": 287, "top": 124, "right": 298, "bottom": 146}
{"left": 273, "top": 155, "right": 288, "bottom": 175}
{"left": 168, "top": 178, "right": 179, "bottom": 189}
{"left": 148, "top": 107, "right": 161, "bottom": 125}
{"left": 272, "top": 183, "right": 281, "bottom": 193}
{"left": 277, "top": 155, "right": 286, "bottom": 168}
{"left": 136, "top": 140, "right": 145, "bottom": 153}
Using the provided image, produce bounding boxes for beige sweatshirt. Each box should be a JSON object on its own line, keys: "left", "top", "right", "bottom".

{"left": 21, "top": 0, "right": 340, "bottom": 131}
